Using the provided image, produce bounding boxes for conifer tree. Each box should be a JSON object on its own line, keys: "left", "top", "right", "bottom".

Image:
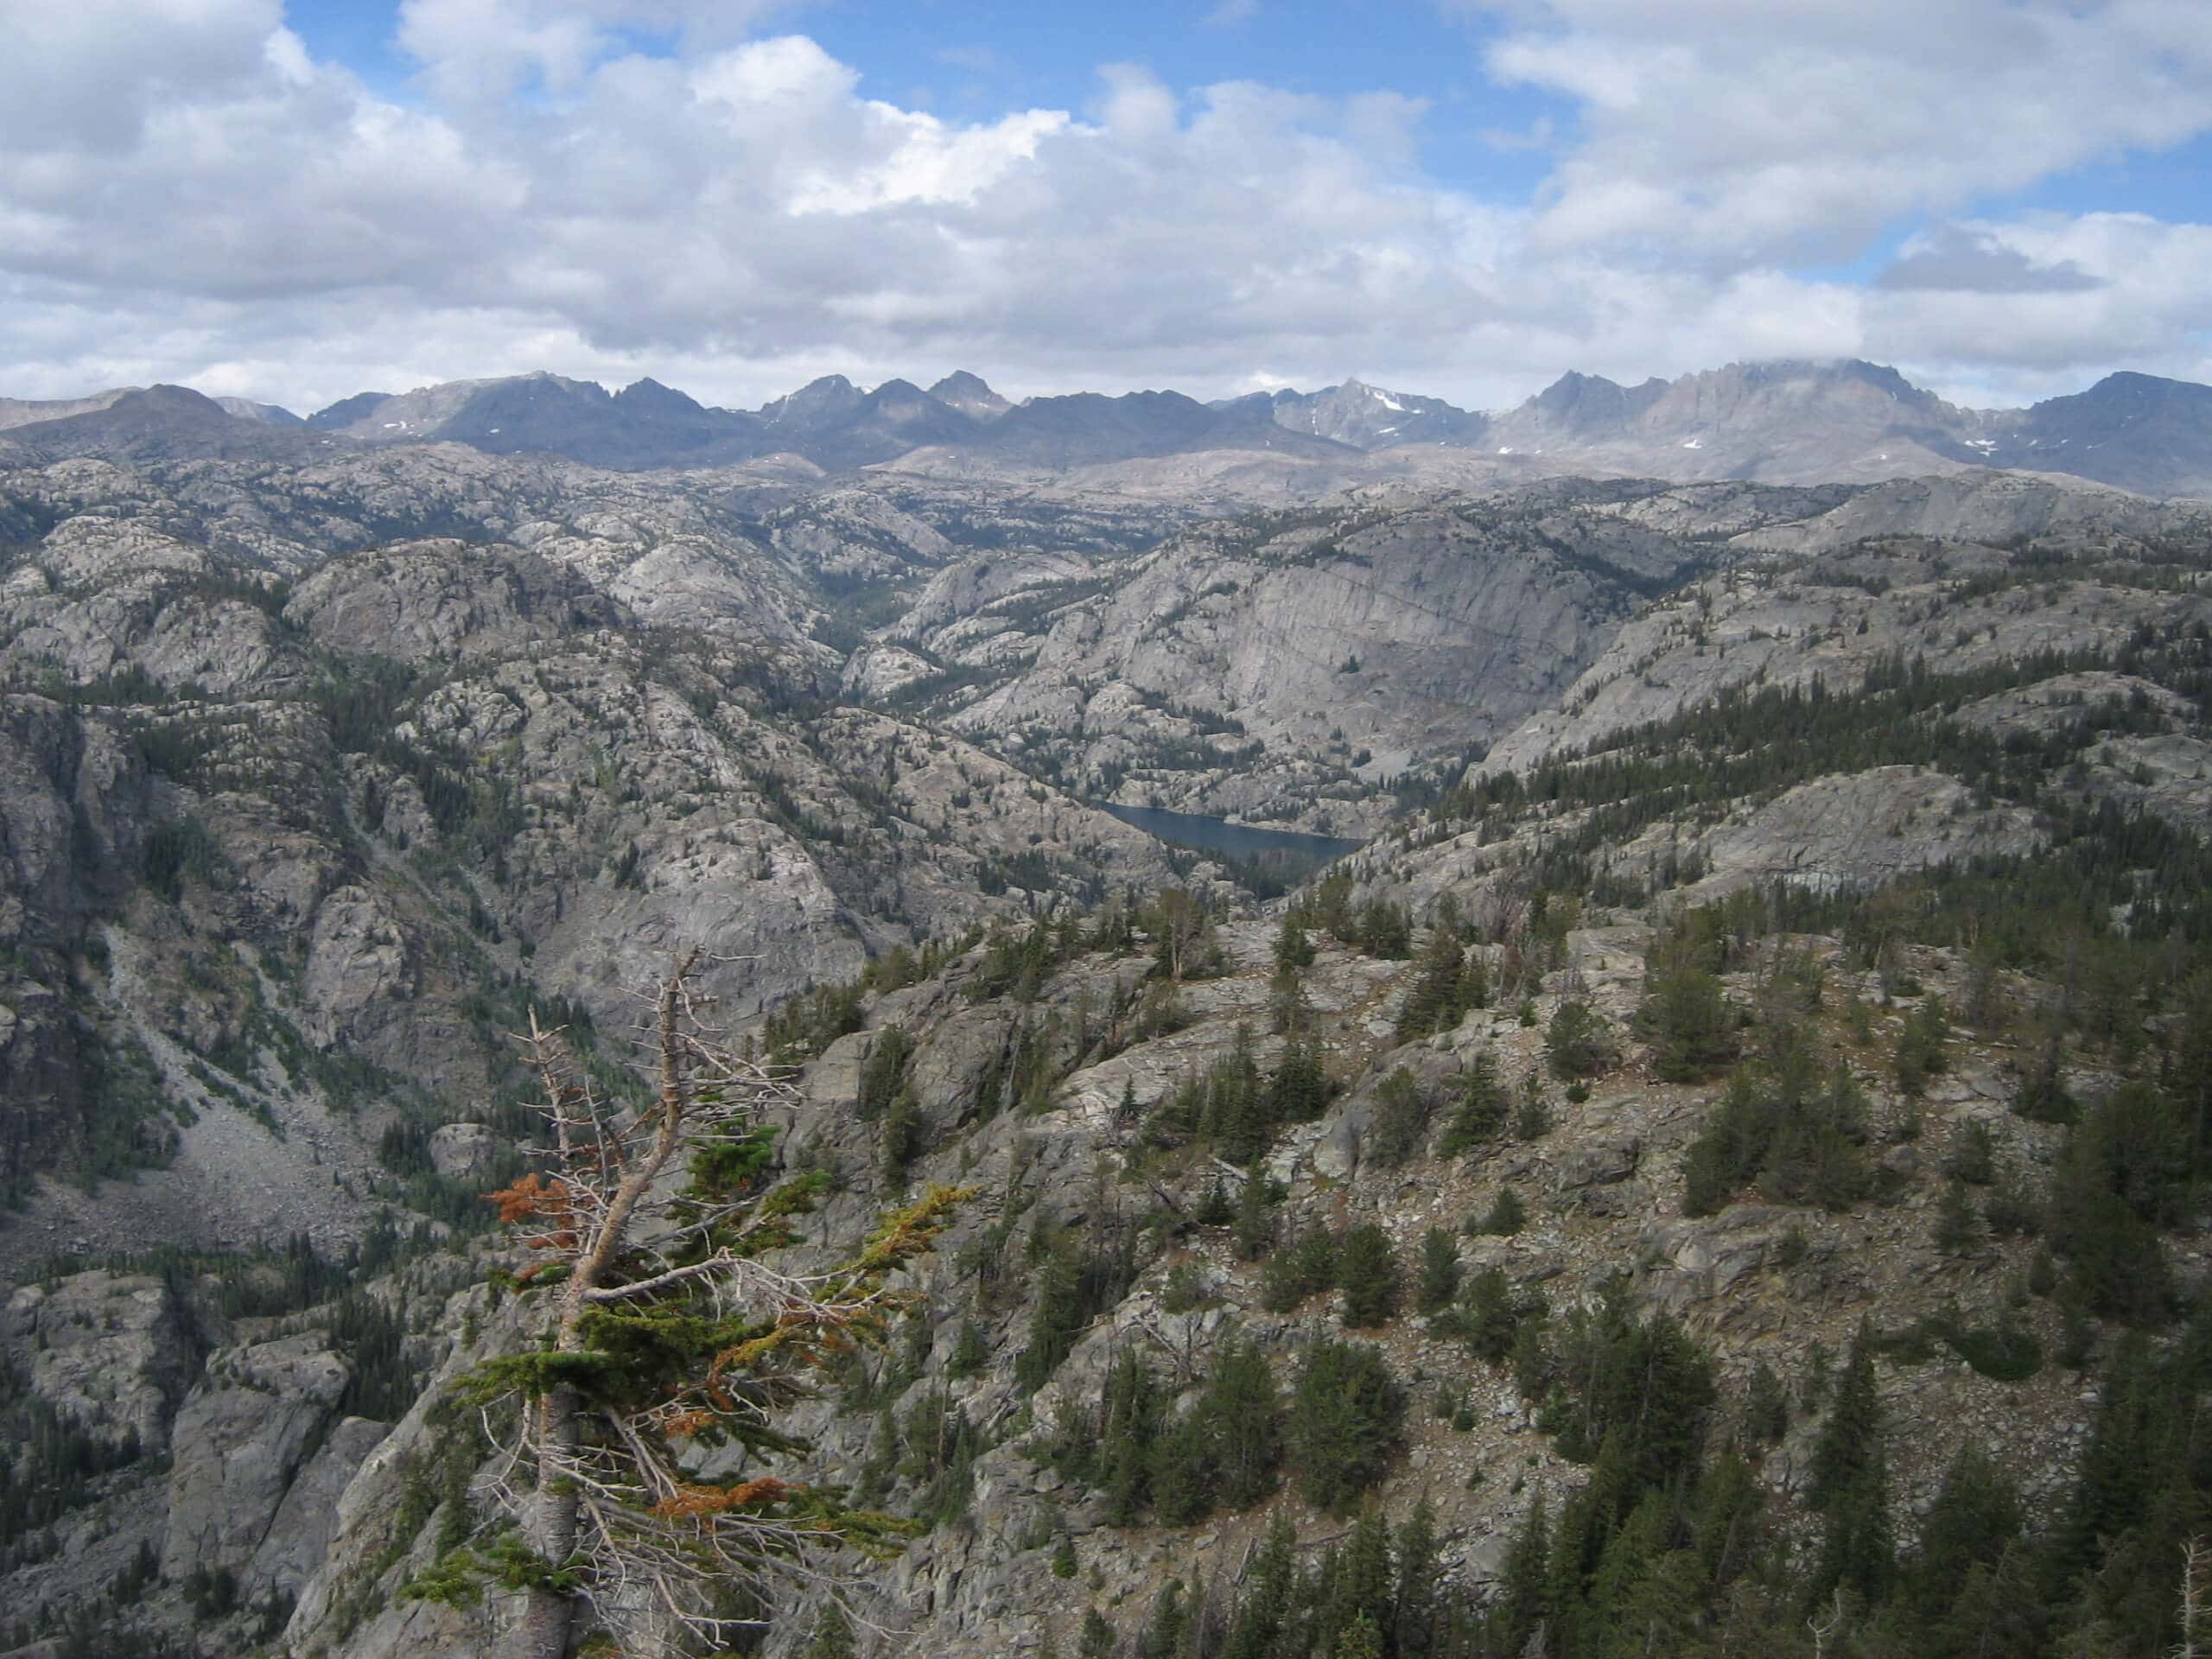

{"left": 1322, "top": 1511, "right": 1396, "bottom": 1653}
{"left": 1223, "top": 1514, "right": 1297, "bottom": 1659}
{"left": 1398, "top": 926, "right": 1469, "bottom": 1040}
{"left": 1393, "top": 1496, "right": 1442, "bottom": 1659}
{"left": 1337, "top": 1223, "right": 1401, "bottom": 1327}
{"left": 1141, "top": 1580, "right": 1189, "bottom": 1659}
{"left": 1198, "top": 1336, "right": 1283, "bottom": 1509}
{"left": 1912, "top": 1440, "right": 2023, "bottom": 1620}
{"left": 1459, "top": 946, "right": 1492, "bottom": 1016}
{"left": 1438, "top": 1050, "right": 1504, "bottom": 1158}
{"left": 1494, "top": 1491, "right": 1551, "bottom": 1658}
{"left": 1417, "top": 1225, "right": 1460, "bottom": 1315}
{"left": 1366, "top": 1067, "right": 1433, "bottom": 1167}
{"left": 1546, "top": 997, "right": 1613, "bottom": 1080}
{"left": 1232, "top": 1172, "right": 1274, "bottom": 1262}
{"left": 1268, "top": 1039, "right": 1330, "bottom": 1124}
{"left": 1641, "top": 960, "right": 1738, "bottom": 1081}
{"left": 427, "top": 953, "right": 963, "bottom": 1659}
{"left": 1808, "top": 1324, "right": 1894, "bottom": 1605}
{"left": 1289, "top": 1339, "right": 1407, "bottom": 1514}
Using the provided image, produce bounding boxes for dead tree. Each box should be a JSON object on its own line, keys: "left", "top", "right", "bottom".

{"left": 425, "top": 950, "right": 963, "bottom": 1659}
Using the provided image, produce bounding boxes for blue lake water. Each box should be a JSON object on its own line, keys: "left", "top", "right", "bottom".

{"left": 1099, "top": 804, "right": 1365, "bottom": 867}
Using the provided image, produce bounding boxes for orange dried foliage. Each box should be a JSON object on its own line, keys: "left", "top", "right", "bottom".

{"left": 483, "top": 1173, "right": 580, "bottom": 1252}
{"left": 652, "top": 1477, "right": 795, "bottom": 1519}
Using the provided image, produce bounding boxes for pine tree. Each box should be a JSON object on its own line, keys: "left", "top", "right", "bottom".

{"left": 1223, "top": 1515, "right": 1297, "bottom": 1659}
{"left": 1101, "top": 1349, "right": 1162, "bottom": 1523}
{"left": 880, "top": 1084, "right": 925, "bottom": 1184}
{"left": 1438, "top": 1050, "right": 1504, "bottom": 1157}
{"left": 1291, "top": 1217, "right": 1340, "bottom": 1293}
{"left": 1398, "top": 927, "right": 1469, "bottom": 1040}
{"left": 1232, "top": 1171, "right": 1274, "bottom": 1262}
{"left": 1641, "top": 961, "right": 1738, "bottom": 1081}
{"left": 1454, "top": 1265, "right": 1525, "bottom": 1362}
{"left": 1494, "top": 1491, "right": 1551, "bottom": 1659}
{"left": 1141, "top": 1580, "right": 1189, "bottom": 1659}
{"left": 1459, "top": 946, "right": 1492, "bottom": 1014}
{"left": 1417, "top": 1225, "right": 1461, "bottom": 1315}
{"left": 1198, "top": 1337, "right": 1282, "bottom": 1509}
{"left": 1321, "top": 1511, "right": 1397, "bottom": 1652}
{"left": 1808, "top": 1325, "right": 1879, "bottom": 1509}
{"left": 1366, "top": 1067, "right": 1433, "bottom": 1167}
{"left": 427, "top": 955, "right": 961, "bottom": 1659}
{"left": 1394, "top": 1496, "right": 1442, "bottom": 1659}
{"left": 1932, "top": 1174, "right": 1980, "bottom": 1255}
{"left": 806, "top": 1605, "right": 857, "bottom": 1659}
{"left": 1079, "top": 1606, "right": 1117, "bottom": 1659}
{"left": 1808, "top": 1324, "right": 1894, "bottom": 1605}
{"left": 1516, "top": 1072, "right": 1553, "bottom": 1140}
{"left": 1334, "top": 1612, "right": 1383, "bottom": 1659}
{"left": 1475, "top": 1186, "right": 1525, "bottom": 1237}
{"left": 1268, "top": 1039, "right": 1329, "bottom": 1123}
{"left": 1289, "top": 1339, "right": 1408, "bottom": 1514}
{"left": 1546, "top": 997, "right": 1613, "bottom": 1080}
{"left": 1196, "top": 1178, "right": 1235, "bottom": 1227}
{"left": 1912, "top": 1440, "right": 2023, "bottom": 1619}
{"left": 1337, "top": 1223, "right": 1401, "bottom": 1327}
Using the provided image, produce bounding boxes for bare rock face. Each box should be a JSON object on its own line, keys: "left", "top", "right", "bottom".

{"left": 1639, "top": 1206, "right": 1796, "bottom": 1311}
{"left": 287, "top": 540, "right": 626, "bottom": 661}
{"left": 302, "top": 885, "right": 414, "bottom": 1049}
{"left": 286, "top": 1287, "right": 517, "bottom": 1659}
{"left": 0, "top": 1269, "right": 194, "bottom": 1452}
{"left": 0, "top": 517, "right": 306, "bottom": 697}
{"left": 1681, "top": 766, "right": 2045, "bottom": 900}
{"left": 899, "top": 488, "right": 1697, "bottom": 833}
{"left": 0, "top": 696, "right": 151, "bottom": 1196}
{"left": 249, "top": 1415, "right": 391, "bottom": 1599}
{"left": 162, "top": 1334, "right": 352, "bottom": 1583}
{"left": 427, "top": 1122, "right": 499, "bottom": 1182}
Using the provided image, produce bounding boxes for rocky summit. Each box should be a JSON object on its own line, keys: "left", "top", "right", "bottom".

{"left": 3, "top": 384, "right": 2212, "bottom": 1659}
{"left": 10, "top": 357, "right": 2212, "bottom": 501}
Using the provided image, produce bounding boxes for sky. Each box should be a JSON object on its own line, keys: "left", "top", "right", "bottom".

{"left": 1, "top": 0, "right": 2208, "bottom": 416}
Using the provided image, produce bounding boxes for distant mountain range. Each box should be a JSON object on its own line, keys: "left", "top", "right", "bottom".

{"left": 3, "top": 358, "right": 2209, "bottom": 496}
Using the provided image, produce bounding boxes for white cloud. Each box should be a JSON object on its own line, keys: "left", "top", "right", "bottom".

{"left": 1481, "top": 0, "right": 2212, "bottom": 259}
{"left": 0, "top": 2, "right": 2205, "bottom": 415}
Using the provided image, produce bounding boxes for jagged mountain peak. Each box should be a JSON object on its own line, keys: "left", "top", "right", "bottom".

{"left": 213, "top": 396, "right": 305, "bottom": 427}
{"left": 14, "top": 357, "right": 2212, "bottom": 495}
{"left": 927, "top": 370, "right": 1012, "bottom": 421}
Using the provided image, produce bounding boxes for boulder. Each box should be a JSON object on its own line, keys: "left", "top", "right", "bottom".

{"left": 1553, "top": 1136, "right": 1642, "bottom": 1191}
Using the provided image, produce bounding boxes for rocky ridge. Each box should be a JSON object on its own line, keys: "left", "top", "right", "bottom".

{"left": 1, "top": 439, "right": 2210, "bottom": 1657}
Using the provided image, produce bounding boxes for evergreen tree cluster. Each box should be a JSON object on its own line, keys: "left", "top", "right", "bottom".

{"left": 1395, "top": 925, "right": 1491, "bottom": 1042}
{"left": 1680, "top": 1032, "right": 1873, "bottom": 1217}
{"left": 1148, "top": 1026, "right": 1332, "bottom": 1163}
{"left": 1047, "top": 1337, "right": 1284, "bottom": 1524}
{"left": 1261, "top": 1216, "right": 1403, "bottom": 1326}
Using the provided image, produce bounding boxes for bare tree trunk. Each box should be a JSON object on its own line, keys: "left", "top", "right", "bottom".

{"left": 2179, "top": 1536, "right": 2206, "bottom": 1659}
{"left": 503, "top": 969, "right": 689, "bottom": 1659}
{"left": 512, "top": 1381, "right": 582, "bottom": 1659}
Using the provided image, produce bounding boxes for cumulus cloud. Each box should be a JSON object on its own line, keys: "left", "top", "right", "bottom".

{"left": 0, "top": 0, "right": 2205, "bottom": 413}
{"left": 1483, "top": 0, "right": 2212, "bottom": 258}
{"left": 1875, "top": 226, "right": 2101, "bottom": 294}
